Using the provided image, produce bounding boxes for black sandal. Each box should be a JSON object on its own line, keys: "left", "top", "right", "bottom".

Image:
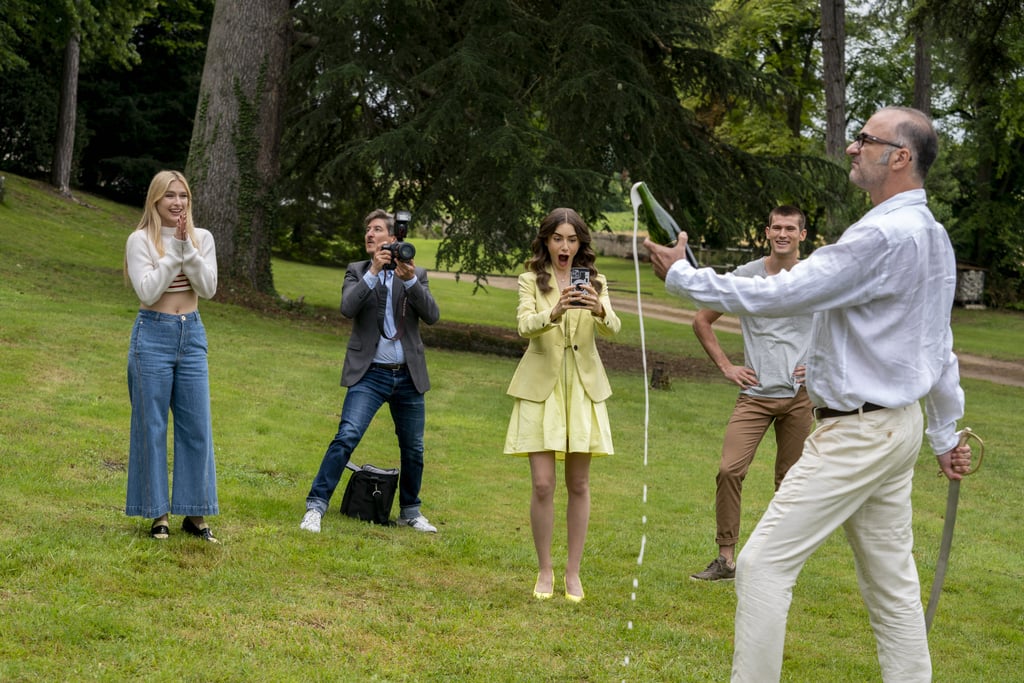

{"left": 182, "top": 517, "right": 219, "bottom": 543}
{"left": 150, "top": 522, "right": 170, "bottom": 540}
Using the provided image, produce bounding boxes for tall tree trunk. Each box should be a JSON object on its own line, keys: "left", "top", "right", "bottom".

{"left": 51, "top": 30, "right": 81, "bottom": 197}
{"left": 186, "top": 0, "right": 291, "bottom": 295}
{"left": 820, "top": 0, "right": 846, "bottom": 160}
{"left": 913, "top": 30, "right": 932, "bottom": 115}
{"left": 819, "top": 0, "right": 847, "bottom": 241}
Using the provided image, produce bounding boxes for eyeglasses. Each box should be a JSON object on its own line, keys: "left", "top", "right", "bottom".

{"left": 852, "top": 132, "right": 904, "bottom": 151}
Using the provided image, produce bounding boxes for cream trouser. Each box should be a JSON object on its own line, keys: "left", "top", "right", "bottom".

{"left": 731, "top": 403, "right": 931, "bottom": 683}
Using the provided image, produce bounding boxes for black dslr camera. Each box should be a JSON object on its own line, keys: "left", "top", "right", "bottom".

{"left": 381, "top": 210, "right": 416, "bottom": 270}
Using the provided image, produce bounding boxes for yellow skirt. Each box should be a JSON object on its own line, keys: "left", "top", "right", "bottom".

{"left": 504, "top": 352, "right": 613, "bottom": 459}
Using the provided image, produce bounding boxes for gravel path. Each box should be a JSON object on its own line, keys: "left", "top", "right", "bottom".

{"left": 429, "top": 270, "right": 1024, "bottom": 388}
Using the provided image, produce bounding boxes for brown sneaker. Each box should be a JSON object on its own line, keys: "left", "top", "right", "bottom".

{"left": 690, "top": 555, "right": 736, "bottom": 581}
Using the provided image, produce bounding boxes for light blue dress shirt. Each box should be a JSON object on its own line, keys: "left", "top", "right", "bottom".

{"left": 363, "top": 270, "right": 418, "bottom": 365}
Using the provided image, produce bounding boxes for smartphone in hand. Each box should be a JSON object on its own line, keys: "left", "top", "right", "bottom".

{"left": 570, "top": 267, "right": 590, "bottom": 306}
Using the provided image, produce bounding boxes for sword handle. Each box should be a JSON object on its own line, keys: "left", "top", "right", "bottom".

{"left": 956, "top": 427, "right": 984, "bottom": 476}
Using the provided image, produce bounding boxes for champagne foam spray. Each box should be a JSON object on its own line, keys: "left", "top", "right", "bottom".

{"left": 621, "top": 184, "right": 652, "bottom": 677}
{"left": 621, "top": 183, "right": 699, "bottom": 678}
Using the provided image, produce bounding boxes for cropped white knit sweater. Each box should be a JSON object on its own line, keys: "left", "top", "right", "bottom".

{"left": 126, "top": 226, "right": 217, "bottom": 306}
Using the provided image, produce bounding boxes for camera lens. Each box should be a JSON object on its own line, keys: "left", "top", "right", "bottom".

{"left": 396, "top": 242, "right": 416, "bottom": 261}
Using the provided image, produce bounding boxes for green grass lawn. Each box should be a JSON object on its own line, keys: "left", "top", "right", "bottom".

{"left": 0, "top": 173, "right": 1021, "bottom": 681}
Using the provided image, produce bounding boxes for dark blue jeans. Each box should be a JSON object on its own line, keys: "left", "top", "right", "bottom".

{"left": 306, "top": 366, "right": 425, "bottom": 517}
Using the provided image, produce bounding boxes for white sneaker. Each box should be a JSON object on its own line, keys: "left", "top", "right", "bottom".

{"left": 299, "top": 509, "right": 322, "bottom": 533}
{"left": 397, "top": 515, "right": 437, "bottom": 533}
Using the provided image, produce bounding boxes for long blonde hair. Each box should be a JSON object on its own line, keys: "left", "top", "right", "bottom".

{"left": 136, "top": 170, "right": 198, "bottom": 255}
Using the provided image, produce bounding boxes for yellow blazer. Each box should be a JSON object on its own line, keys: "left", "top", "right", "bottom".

{"left": 506, "top": 269, "right": 621, "bottom": 403}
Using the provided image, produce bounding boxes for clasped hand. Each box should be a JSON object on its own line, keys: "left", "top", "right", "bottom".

{"left": 937, "top": 442, "right": 972, "bottom": 481}
{"left": 175, "top": 213, "right": 188, "bottom": 241}
{"left": 553, "top": 283, "right": 602, "bottom": 318}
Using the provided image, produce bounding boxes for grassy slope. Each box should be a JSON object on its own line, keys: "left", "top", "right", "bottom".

{"left": 0, "top": 173, "right": 1021, "bottom": 682}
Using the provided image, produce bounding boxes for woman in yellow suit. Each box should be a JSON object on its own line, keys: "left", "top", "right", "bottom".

{"left": 505, "top": 208, "right": 621, "bottom": 602}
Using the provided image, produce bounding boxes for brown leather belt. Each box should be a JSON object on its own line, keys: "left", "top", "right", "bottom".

{"left": 815, "top": 402, "right": 888, "bottom": 420}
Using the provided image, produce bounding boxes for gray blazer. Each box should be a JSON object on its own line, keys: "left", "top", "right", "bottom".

{"left": 339, "top": 261, "right": 441, "bottom": 393}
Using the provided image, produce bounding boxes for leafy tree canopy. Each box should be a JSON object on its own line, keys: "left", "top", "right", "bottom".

{"left": 0, "top": 0, "right": 37, "bottom": 72}
{"left": 78, "top": 0, "right": 214, "bottom": 203}
{"left": 911, "top": 0, "right": 1024, "bottom": 306}
{"left": 282, "top": 0, "right": 840, "bottom": 278}
{"left": 0, "top": 0, "right": 209, "bottom": 195}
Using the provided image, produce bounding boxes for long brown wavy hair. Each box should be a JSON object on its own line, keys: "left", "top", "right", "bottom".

{"left": 526, "top": 208, "right": 602, "bottom": 295}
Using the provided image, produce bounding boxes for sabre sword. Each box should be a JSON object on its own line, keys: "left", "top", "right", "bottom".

{"left": 924, "top": 427, "right": 985, "bottom": 633}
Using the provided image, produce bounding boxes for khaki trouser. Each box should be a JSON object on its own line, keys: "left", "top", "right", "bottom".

{"left": 732, "top": 403, "right": 931, "bottom": 682}
{"left": 715, "top": 388, "right": 814, "bottom": 548}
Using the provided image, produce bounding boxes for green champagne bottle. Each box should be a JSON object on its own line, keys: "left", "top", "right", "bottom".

{"left": 630, "top": 181, "right": 699, "bottom": 266}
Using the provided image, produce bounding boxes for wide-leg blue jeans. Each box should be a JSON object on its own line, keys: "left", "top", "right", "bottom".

{"left": 306, "top": 366, "right": 425, "bottom": 517}
{"left": 126, "top": 310, "right": 218, "bottom": 518}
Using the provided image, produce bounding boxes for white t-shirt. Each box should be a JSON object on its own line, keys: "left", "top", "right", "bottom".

{"left": 732, "top": 257, "right": 813, "bottom": 399}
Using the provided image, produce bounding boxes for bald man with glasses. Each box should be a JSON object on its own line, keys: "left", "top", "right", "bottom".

{"left": 646, "top": 106, "right": 973, "bottom": 682}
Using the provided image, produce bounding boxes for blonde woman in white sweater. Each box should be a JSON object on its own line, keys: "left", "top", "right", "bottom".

{"left": 124, "top": 170, "right": 219, "bottom": 542}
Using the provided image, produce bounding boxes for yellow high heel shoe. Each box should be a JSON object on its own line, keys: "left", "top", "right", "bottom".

{"left": 564, "top": 577, "right": 584, "bottom": 603}
{"left": 532, "top": 572, "right": 554, "bottom": 600}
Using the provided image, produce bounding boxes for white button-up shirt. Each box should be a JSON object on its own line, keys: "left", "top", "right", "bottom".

{"left": 666, "top": 189, "right": 964, "bottom": 455}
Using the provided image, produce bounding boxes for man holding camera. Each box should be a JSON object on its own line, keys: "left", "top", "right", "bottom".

{"left": 300, "top": 209, "right": 441, "bottom": 533}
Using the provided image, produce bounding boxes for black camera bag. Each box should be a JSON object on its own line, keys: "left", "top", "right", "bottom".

{"left": 340, "top": 462, "right": 399, "bottom": 526}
